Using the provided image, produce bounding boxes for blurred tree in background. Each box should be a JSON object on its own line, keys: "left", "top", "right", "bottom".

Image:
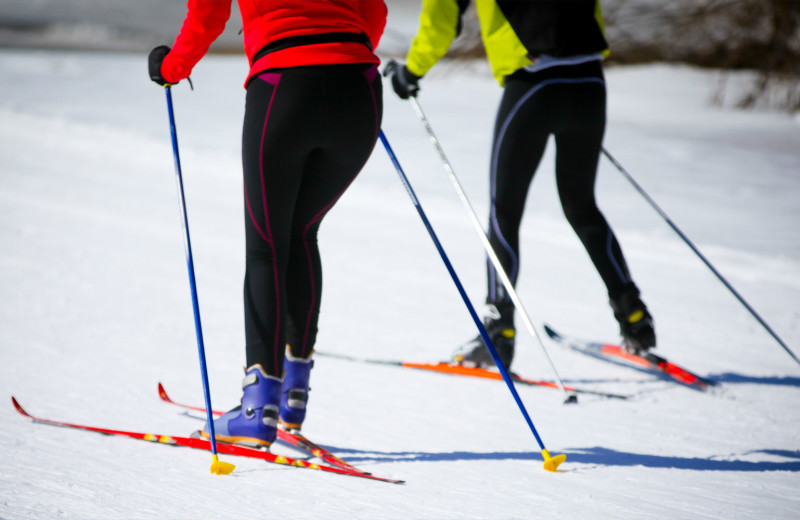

{"left": 1, "top": 0, "right": 797, "bottom": 110}
{"left": 602, "top": 0, "right": 800, "bottom": 111}
{"left": 438, "top": 0, "right": 800, "bottom": 111}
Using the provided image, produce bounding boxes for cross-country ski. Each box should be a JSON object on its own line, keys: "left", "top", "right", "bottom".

{"left": 544, "top": 325, "right": 716, "bottom": 391}
{"left": 11, "top": 397, "right": 404, "bottom": 484}
{"left": 157, "top": 383, "right": 367, "bottom": 474}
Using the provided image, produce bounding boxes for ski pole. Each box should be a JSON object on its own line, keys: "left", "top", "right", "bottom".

{"left": 601, "top": 147, "right": 799, "bottom": 368}
{"left": 380, "top": 130, "right": 565, "bottom": 472}
{"left": 164, "top": 85, "right": 235, "bottom": 475}
{"left": 409, "top": 97, "right": 576, "bottom": 404}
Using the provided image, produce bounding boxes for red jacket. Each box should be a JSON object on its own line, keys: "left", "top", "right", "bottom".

{"left": 161, "top": 0, "right": 387, "bottom": 85}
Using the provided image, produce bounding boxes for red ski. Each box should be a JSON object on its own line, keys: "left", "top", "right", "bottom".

{"left": 157, "top": 383, "right": 366, "bottom": 474}
{"left": 544, "top": 324, "right": 716, "bottom": 391}
{"left": 11, "top": 396, "right": 404, "bottom": 484}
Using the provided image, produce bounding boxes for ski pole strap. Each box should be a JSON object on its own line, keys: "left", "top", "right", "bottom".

{"left": 251, "top": 32, "right": 372, "bottom": 66}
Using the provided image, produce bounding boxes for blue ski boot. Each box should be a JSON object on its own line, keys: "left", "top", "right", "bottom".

{"left": 279, "top": 349, "right": 313, "bottom": 431}
{"left": 201, "top": 364, "right": 282, "bottom": 448}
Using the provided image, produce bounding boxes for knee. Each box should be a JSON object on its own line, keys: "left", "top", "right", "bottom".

{"left": 563, "top": 203, "right": 604, "bottom": 233}
{"left": 246, "top": 241, "right": 277, "bottom": 263}
{"left": 491, "top": 207, "right": 522, "bottom": 235}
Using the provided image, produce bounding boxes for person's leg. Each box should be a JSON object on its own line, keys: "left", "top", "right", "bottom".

{"left": 280, "top": 64, "right": 382, "bottom": 360}
{"left": 552, "top": 75, "right": 633, "bottom": 295}
{"left": 454, "top": 72, "right": 554, "bottom": 368}
{"left": 203, "top": 70, "right": 310, "bottom": 446}
{"left": 278, "top": 64, "right": 383, "bottom": 429}
{"left": 486, "top": 75, "right": 552, "bottom": 312}
{"left": 552, "top": 62, "right": 655, "bottom": 351}
{"left": 241, "top": 71, "right": 311, "bottom": 377}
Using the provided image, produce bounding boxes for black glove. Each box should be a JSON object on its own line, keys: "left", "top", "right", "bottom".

{"left": 383, "top": 59, "right": 420, "bottom": 100}
{"left": 148, "top": 45, "right": 172, "bottom": 86}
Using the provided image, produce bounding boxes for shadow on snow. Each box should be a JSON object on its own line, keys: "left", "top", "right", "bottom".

{"left": 331, "top": 446, "right": 800, "bottom": 472}
{"left": 707, "top": 373, "right": 800, "bottom": 387}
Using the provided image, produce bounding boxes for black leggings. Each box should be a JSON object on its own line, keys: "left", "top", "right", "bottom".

{"left": 488, "top": 60, "right": 634, "bottom": 312}
{"left": 241, "top": 63, "right": 382, "bottom": 375}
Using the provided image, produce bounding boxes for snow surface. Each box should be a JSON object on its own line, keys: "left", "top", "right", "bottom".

{"left": 1, "top": 48, "right": 799, "bottom": 519}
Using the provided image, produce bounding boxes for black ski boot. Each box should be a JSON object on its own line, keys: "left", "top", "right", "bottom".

{"left": 610, "top": 288, "right": 656, "bottom": 353}
{"left": 452, "top": 304, "right": 515, "bottom": 369}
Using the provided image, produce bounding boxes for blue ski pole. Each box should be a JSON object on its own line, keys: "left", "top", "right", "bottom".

{"left": 602, "top": 147, "right": 799, "bottom": 368}
{"left": 165, "top": 85, "right": 235, "bottom": 475}
{"left": 379, "top": 130, "right": 565, "bottom": 472}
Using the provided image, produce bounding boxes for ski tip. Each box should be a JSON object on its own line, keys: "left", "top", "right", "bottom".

{"left": 210, "top": 454, "right": 236, "bottom": 475}
{"left": 542, "top": 324, "right": 560, "bottom": 340}
{"left": 10, "top": 396, "right": 28, "bottom": 416}
{"left": 157, "top": 382, "right": 169, "bottom": 400}
{"left": 542, "top": 449, "right": 566, "bottom": 472}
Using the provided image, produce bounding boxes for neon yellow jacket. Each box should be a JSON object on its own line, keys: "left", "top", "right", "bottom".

{"left": 406, "top": 0, "right": 608, "bottom": 86}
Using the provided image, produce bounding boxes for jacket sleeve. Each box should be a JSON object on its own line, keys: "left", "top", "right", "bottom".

{"left": 161, "top": 0, "right": 232, "bottom": 83}
{"left": 357, "top": 0, "right": 388, "bottom": 51}
{"left": 406, "top": 0, "right": 467, "bottom": 78}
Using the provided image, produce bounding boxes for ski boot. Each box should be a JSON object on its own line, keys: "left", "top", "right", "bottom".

{"left": 452, "top": 304, "right": 515, "bottom": 369}
{"left": 201, "top": 364, "right": 282, "bottom": 448}
{"left": 611, "top": 288, "right": 656, "bottom": 353}
{"left": 279, "top": 348, "right": 313, "bottom": 432}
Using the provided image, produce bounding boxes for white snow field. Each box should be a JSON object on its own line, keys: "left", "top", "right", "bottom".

{"left": 1, "top": 45, "right": 799, "bottom": 519}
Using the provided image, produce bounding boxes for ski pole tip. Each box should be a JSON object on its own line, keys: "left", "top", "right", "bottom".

{"left": 210, "top": 454, "right": 236, "bottom": 475}
{"left": 564, "top": 394, "right": 578, "bottom": 404}
{"left": 542, "top": 449, "right": 566, "bottom": 472}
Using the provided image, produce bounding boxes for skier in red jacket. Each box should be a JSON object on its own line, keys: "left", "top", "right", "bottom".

{"left": 148, "top": 0, "right": 387, "bottom": 448}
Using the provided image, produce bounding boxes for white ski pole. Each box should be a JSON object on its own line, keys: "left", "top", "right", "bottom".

{"left": 409, "top": 97, "right": 576, "bottom": 404}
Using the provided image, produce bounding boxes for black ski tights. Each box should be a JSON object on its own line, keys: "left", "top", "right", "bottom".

{"left": 241, "top": 64, "right": 382, "bottom": 376}
{"left": 487, "top": 60, "right": 634, "bottom": 311}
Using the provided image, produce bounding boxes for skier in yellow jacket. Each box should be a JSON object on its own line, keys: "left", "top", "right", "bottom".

{"left": 385, "top": 0, "right": 655, "bottom": 369}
